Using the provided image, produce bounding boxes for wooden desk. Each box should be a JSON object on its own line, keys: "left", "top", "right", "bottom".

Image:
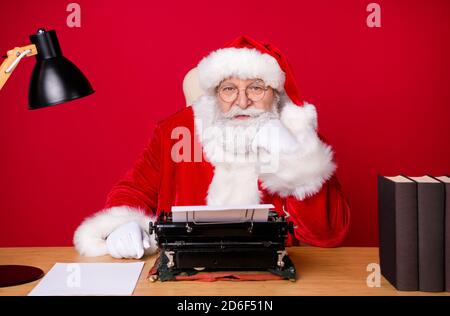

{"left": 0, "top": 247, "right": 448, "bottom": 296}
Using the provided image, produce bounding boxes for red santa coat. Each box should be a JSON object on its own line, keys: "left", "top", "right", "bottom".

{"left": 73, "top": 94, "right": 350, "bottom": 256}
{"left": 73, "top": 35, "right": 350, "bottom": 256}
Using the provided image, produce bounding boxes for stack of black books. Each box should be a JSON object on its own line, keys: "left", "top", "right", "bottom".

{"left": 378, "top": 175, "right": 450, "bottom": 292}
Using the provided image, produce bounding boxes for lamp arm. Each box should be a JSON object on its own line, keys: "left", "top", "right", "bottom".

{"left": 0, "top": 44, "right": 37, "bottom": 90}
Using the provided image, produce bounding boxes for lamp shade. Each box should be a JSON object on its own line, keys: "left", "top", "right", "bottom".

{"left": 28, "top": 29, "right": 94, "bottom": 109}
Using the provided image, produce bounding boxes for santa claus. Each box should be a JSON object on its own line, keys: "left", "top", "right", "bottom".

{"left": 73, "top": 35, "right": 350, "bottom": 259}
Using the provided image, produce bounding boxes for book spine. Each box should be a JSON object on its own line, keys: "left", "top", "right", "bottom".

{"left": 417, "top": 182, "right": 445, "bottom": 292}
{"left": 394, "top": 181, "right": 418, "bottom": 291}
{"left": 378, "top": 176, "right": 418, "bottom": 291}
{"left": 378, "top": 176, "right": 397, "bottom": 288}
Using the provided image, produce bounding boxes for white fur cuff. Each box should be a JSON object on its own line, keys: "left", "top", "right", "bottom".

{"left": 73, "top": 206, "right": 156, "bottom": 257}
{"left": 260, "top": 141, "right": 336, "bottom": 200}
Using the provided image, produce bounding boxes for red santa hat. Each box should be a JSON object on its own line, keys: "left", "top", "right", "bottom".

{"left": 197, "top": 35, "right": 304, "bottom": 106}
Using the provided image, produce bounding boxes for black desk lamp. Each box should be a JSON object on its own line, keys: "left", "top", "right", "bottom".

{"left": 0, "top": 28, "right": 94, "bottom": 287}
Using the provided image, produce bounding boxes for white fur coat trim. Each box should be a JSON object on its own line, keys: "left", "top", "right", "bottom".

{"left": 197, "top": 47, "right": 286, "bottom": 94}
{"left": 206, "top": 162, "right": 261, "bottom": 206}
{"left": 192, "top": 95, "right": 336, "bottom": 203}
{"left": 73, "top": 206, "right": 157, "bottom": 257}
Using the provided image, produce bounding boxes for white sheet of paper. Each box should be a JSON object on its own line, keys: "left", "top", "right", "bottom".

{"left": 28, "top": 262, "right": 144, "bottom": 296}
{"left": 171, "top": 204, "right": 274, "bottom": 223}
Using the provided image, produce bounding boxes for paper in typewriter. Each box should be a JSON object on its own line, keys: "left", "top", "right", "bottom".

{"left": 171, "top": 204, "right": 274, "bottom": 223}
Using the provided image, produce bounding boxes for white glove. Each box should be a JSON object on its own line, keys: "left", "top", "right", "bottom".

{"left": 251, "top": 119, "right": 300, "bottom": 155}
{"left": 106, "top": 221, "right": 151, "bottom": 259}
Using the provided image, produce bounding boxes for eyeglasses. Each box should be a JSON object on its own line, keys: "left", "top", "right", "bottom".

{"left": 217, "top": 80, "right": 270, "bottom": 103}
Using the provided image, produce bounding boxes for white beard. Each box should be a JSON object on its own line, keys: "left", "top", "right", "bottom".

{"left": 198, "top": 96, "right": 280, "bottom": 205}
{"left": 208, "top": 97, "right": 280, "bottom": 159}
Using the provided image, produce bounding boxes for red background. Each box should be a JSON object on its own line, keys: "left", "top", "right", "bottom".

{"left": 0, "top": 0, "right": 449, "bottom": 247}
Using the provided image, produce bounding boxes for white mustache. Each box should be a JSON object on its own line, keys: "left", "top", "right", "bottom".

{"left": 220, "top": 106, "right": 267, "bottom": 119}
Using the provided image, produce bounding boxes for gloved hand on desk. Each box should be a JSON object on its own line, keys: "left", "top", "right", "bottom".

{"left": 106, "top": 221, "right": 152, "bottom": 259}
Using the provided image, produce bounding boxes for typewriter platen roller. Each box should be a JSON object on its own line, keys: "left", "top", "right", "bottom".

{"left": 150, "top": 208, "right": 297, "bottom": 280}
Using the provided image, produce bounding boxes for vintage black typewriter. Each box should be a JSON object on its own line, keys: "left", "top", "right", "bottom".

{"left": 149, "top": 206, "right": 296, "bottom": 281}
